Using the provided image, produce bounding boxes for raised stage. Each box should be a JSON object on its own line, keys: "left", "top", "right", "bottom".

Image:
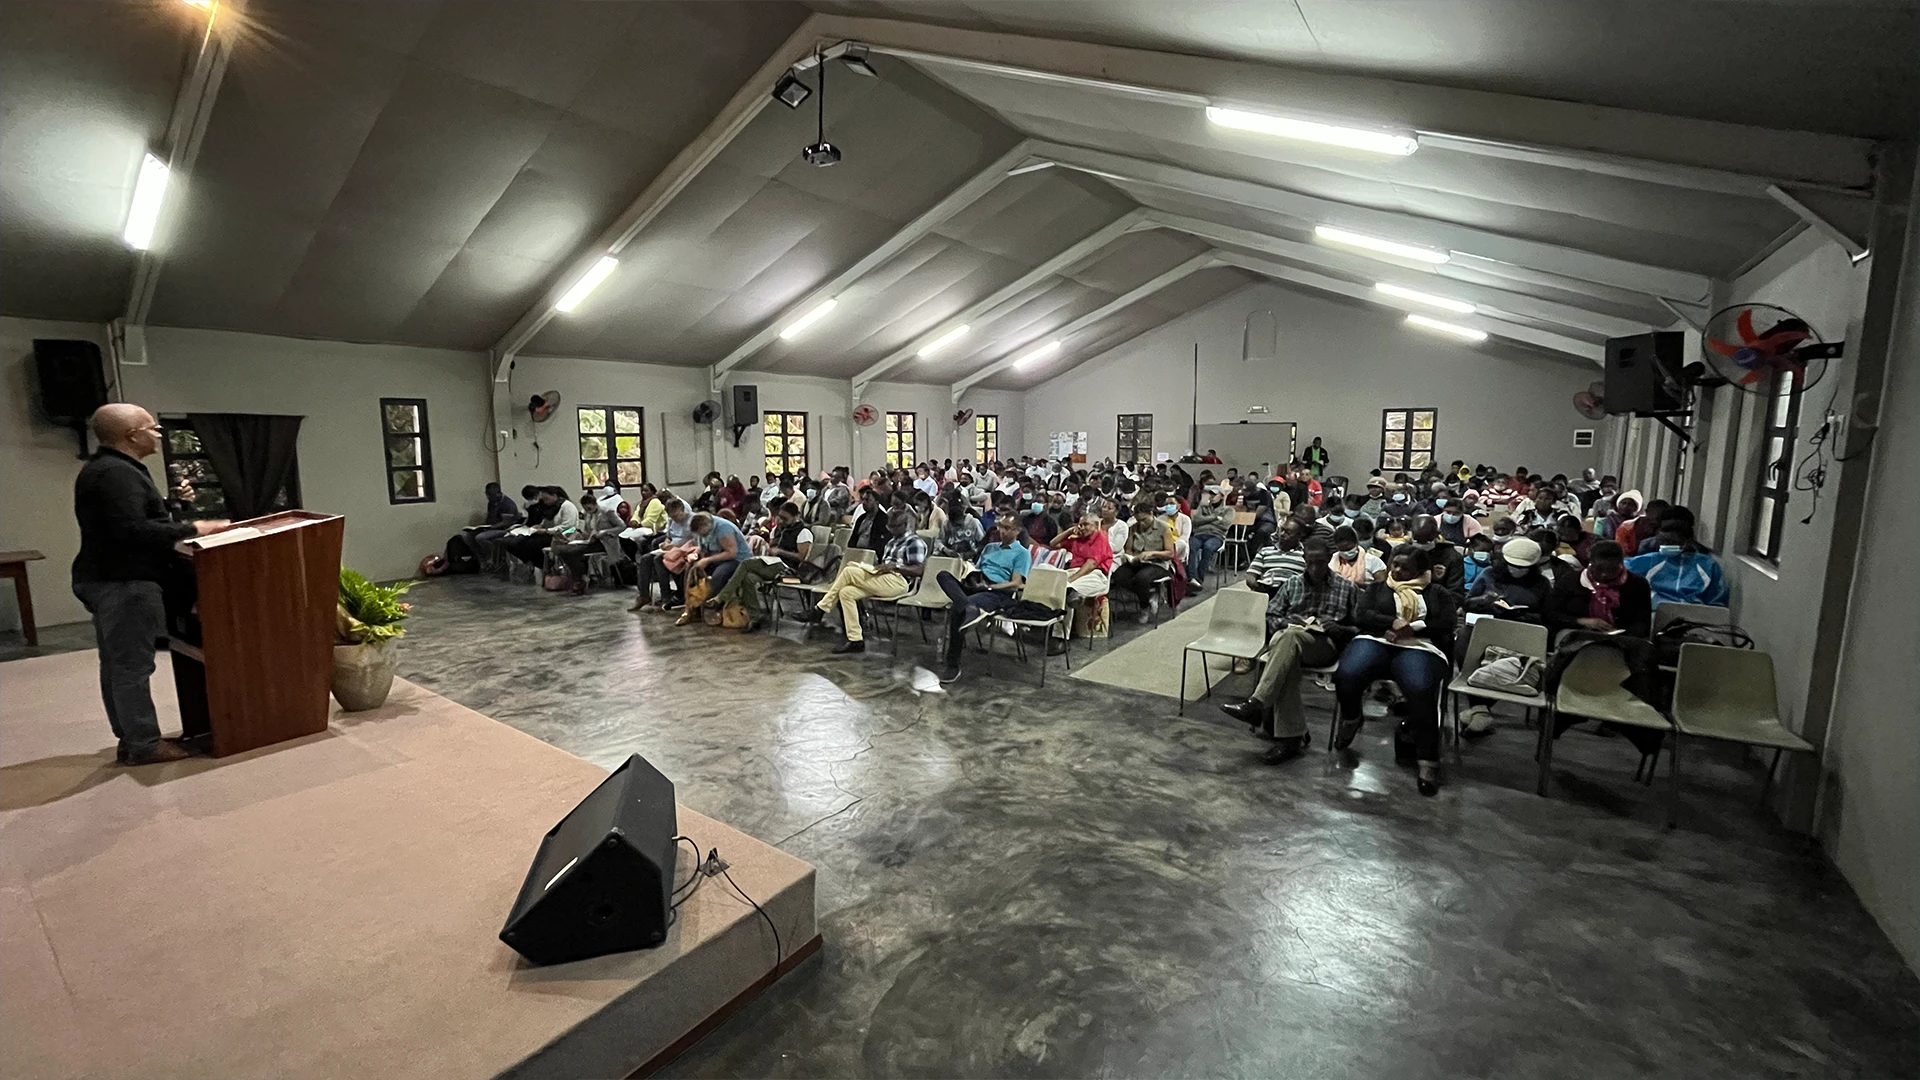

{"left": 0, "top": 649, "right": 818, "bottom": 1080}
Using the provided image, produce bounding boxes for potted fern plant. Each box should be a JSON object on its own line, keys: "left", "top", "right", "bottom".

{"left": 332, "top": 568, "right": 411, "bottom": 711}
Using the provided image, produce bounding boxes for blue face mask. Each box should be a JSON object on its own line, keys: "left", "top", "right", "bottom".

{"left": 1435, "top": 498, "right": 1448, "bottom": 507}
{"left": 1471, "top": 551, "right": 1491, "bottom": 564}
{"left": 1031, "top": 502, "right": 1045, "bottom": 515}
{"left": 1659, "top": 544, "right": 1684, "bottom": 557}
{"left": 1163, "top": 504, "right": 1177, "bottom": 515}
{"left": 1392, "top": 493, "right": 1408, "bottom": 502}
{"left": 1442, "top": 512, "right": 1461, "bottom": 524}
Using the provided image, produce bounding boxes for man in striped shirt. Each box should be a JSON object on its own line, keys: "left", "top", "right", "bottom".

{"left": 1244, "top": 522, "right": 1307, "bottom": 594}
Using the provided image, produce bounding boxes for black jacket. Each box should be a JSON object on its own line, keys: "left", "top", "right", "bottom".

{"left": 72, "top": 448, "right": 196, "bottom": 585}
{"left": 1544, "top": 567, "right": 1653, "bottom": 638}
{"left": 1352, "top": 579, "right": 1458, "bottom": 656}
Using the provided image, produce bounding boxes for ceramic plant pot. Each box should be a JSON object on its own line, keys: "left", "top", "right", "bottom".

{"left": 331, "top": 638, "right": 399, "bottom": 711}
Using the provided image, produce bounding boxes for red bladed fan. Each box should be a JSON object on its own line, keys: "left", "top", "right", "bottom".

{"left": 528, "top": 390, "right": 561, "bottom": 423}
{"left": 852, "top": 404, "right": 878, "bottom": 426}
{"left": 1572, "top": 381, "right": 1606, "bottom": 420}
{"left": 1701, "top": 303, "right": 1838, "bottom": 393}
{"left": 953, "top": 407, "right": 974, "bottom": 427}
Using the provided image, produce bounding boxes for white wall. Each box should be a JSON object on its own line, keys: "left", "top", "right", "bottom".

{"left": 0, "top": 318, "right": 114, "bottom": 629}
{"left": 1020, "top": 282, "right": 1601, "bottom": 477}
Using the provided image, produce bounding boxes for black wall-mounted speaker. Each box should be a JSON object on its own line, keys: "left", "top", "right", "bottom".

{"left": 730, "top": 383, "right": 760, "bottom": 428}
{"left": 1602, "top": 332, "right": 1686, "bottom": 415}
{"left": 32, "top": 338, "right": 108, "bottom": 427}
{"left": 499, "top": 754, "right": 678, "bottom": 965}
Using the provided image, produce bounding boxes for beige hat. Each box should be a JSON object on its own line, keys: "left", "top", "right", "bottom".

{"left": 1501, "top": 536, "right": 1543, "bottom": 567}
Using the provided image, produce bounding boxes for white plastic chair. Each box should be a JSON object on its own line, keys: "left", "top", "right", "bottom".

{"left": 1540, "top": 645, "right": 1676, "bottom": 823}
{"left": 1671, "top": 644, "right": 1814, "bottom": 816}
{"left": 990, "top": 565, "right": 1073, "bottom": 685}
{"left": 1178, "top": 589, "right": 1270, "bottom": 715}
{"left": 884, "top": 556, "right": 963, "bottom": 645}
{"left": 1444, "top": 618, "right": 1549, "bottom": 761}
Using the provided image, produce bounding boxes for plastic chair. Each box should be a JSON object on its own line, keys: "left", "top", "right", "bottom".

{"left": 1652, "top": 601, "right": 1732, "bottom": 635}
{"left": 885, "top": 556, "right": 963, "bottom": 644}
{"left": 1444, "top": 619, "right": 1549, "bottom": 761}
{"left": 990, "top": 565, "right": 1073, "bottom": 686}
{"left": 829, "top": 525, "right": 853, "bottom": 553}
{"left": 1178, "top": 589, "right": 1270, "bottom": 715}
{"left": 1671, "top": 644, "right": 1814, "bottom": 811}
{"left": 1539, "top": 646, "right": 1676, "bottom": 822}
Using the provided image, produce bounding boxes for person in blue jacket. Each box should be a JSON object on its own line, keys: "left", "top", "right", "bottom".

{"left": 1625, "top": 518, "right": 1729, "bottom": 607}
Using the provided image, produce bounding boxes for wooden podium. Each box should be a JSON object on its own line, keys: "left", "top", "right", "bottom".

{"left": 168, "top": 511, "right": 345, "bottom": 757}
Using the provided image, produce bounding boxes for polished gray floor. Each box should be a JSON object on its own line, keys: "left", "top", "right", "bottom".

{"left": 17, "top": 581, "right": 1916, "bottom": 1077}
{"left": 384, "top": 576, "right": 1920, "bottom": 1079}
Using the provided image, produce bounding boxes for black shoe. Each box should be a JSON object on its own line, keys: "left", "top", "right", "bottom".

{"left": 1417, "top": 773, "right": 1440, "bottom": 796}
{"left": 832, "top": 639, "right": 865, "bottom": 655}
{"left": 1332, "top": 712, "right": 1364, "bottom": 750}
{"left": 1262, "top": 736, "right": 1308, "bottom": 764}
{"left": 1219, "top": 698, "right": 1266, "bottom": 731}
{"left": 797, "top": 608, "right": 826, "bottom": 624}
{"left": 939, "top": 661, "right": 961, "bottom": 684}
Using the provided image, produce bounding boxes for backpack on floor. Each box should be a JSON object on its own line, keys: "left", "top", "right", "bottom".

{"left": 1465, "top": 645, "right": 1543, "bottom": 694}
{"left": 543, "top": 569, "right": 572, "bottom": 592}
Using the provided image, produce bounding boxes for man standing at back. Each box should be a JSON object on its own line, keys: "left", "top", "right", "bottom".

{"left": 72, "top": 404, "right": 230, "bottom": 765}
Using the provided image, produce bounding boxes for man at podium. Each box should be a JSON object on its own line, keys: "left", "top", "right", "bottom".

{"left": 71, "top": 404, "right": 228, "bottom": 765}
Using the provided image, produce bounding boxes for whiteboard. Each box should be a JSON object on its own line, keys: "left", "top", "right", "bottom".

{"left": 1194, "top": 422, "right": 1296, "bottom": 477}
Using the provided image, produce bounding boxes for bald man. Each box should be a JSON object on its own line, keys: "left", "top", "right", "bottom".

{"left": 72, "top": 404, "right": 228, "bottom": 765}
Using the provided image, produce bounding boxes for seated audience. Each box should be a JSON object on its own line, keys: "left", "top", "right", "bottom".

{"left": 1053, "top": 510, "right": 1114, "bottom": 601}
{"left": 551, "top": 491, "right": 622, "bottom": 595}
{"left": 693, "top": 471, "right": 724, "bottom": 512}
{"left": 801, "top": 507, "right": 925, "bottom": 653}
{"left": 449, "top": 481, "right": 522, "bottom": 572}
{"left": 1329, "top": 525, "right": 1386, "bottom": 585}
{"left": 848, "top": 487, "right": 887, "bottom": 555}
{"left": 1333, "top": 546, "right": 1459, "bottom": 796}
{"left": 1615, "top": 498, "right": 1667, "bottom": 555}
{"left": 1111, "top": 502, "right": 1179, "bottom": 623}
{"left": 1186, "top": 487, "right": 1230, "bottom": 588}
{"left": 1409, "top": 515, "right": 1465, "bottom": 593}
{"left": 678, "top": 511, "right": 748, "bottom": 624}
{"left": 1599, "top": 491, "right": 1640, "bottom": 540}
{"left": 707, "top": 501, "right": 818, "bottom": 632}
{"left": 1554, "top": 515, "right": 1593, "bottom": 564}
{"left": 1220, "top": 536, "right": 1358, "bottom": 762}
{"left": 1436, "top": 500, "right": 1481, "bottom": 545}
{"left": 1625, "top": 518, "right": 1729, "bottom": 607}
{"left": 1462, "top": 533, "right": 1496, "bottom": 590}
{"left": 1545, "top": 539, "right": 1652, "bottom": 637}
{"left": 935, "top": 490, "right": 984, "bottom": 559}
{"left": 1466, "top": 535, "right": 1552, "bottom": 622}
{"left": 634, "top": 497, "right": 692, "bottom": 610}
{"left": 501, "top": 487, "right": 578, "bottom": 565}
{"left": 935, "top": 517, "right": 1031, "bottom": 682}
{"left": 1245, "top": 520, "right": 1307, "bottom": 593}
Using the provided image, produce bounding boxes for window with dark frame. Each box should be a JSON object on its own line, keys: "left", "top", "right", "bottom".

{"left": 1748, "top": 371, "right": 1802, "bottom": 563}
{"left": 159, "top": 417, "right": 302, "bottom": 521}
{"left": 885, "top": 411, "right": 915, "bottom": 470}
{"left": 974, "top": 413, "right": 998, "bottom": 463}
{"left": 380, "top": 398, "right": 434, "bottom": 504}
{"left": 763, "top": 411, "right": 807, "bottom": 482}
{"left": 577, "top": 406, "right": 645, "bottom": 490}
{"left": 1379, "top": 408, "right": 1437, "bottom": 472}
{"left": 1117, "top": 413, "right": 1153, "bottom": 466}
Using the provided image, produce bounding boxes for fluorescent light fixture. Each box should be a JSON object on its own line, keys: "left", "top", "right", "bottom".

{"left": 917, "top": 324, "right": 971, "bottom": 358}
{"left": 1013, "top": 340, "right": 1061, "bottom": 370}
{"left": 1206, "top": 106, "right": 1418, "bottom": 156}
{"left": 1374, "top": 282, "right": 1475, "bottom": 314}
{"left": 778, "top": 298, "right": 838, "bottom": 340}
{"left": 1314, "top": 225, "right": 1449, "bottom": 264}
{"left": 1405, "top": 313, "right": 1487, "bottom": 342}
{"left": 554, "top": 256, "right": 618, "bottom": 313}
{"left": 123, "top": 152, "right": 170, "bottom": 251}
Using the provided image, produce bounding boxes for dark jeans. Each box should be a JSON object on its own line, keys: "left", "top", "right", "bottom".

{"left": 552, "top": 539, "right": 601, "bottom": 582}
{"left": 501, "top": 533, "right": 553, "bottom": 564}
{"left": 1187, "top": 533, "right": 1225, "bottom": 584}
{"left": 703, "top": 558, "right": 741, "bottom": 592}
{"left": 1110, "top": 560, "right": 1171, "bottom": 603}
{"left": 444, "top": 531, "right": 482, "bottom": 573}
{"left": 72, "top": 579, "right": 167, "bottom": 754}
{"left": 636, "top": 551, "right": 683, "bottom": 605}
{"left": 935, "top": 571, "right": 1017, "bottom": 662}
{"left": 1333, "top": 637, "right": 1450, "bottom": 762}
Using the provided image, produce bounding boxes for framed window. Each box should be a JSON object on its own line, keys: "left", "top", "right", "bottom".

{"left": 578, "top": 406, "right": 645, "bottom": 489}
{"left": 1748, "top": 371, "right": 1802, "bottom": 563}
{"left": 1380, "top": 408, "right": 1436, "bottom": 471}
{"left": 160, "top": 417, "right": 301, "bottom": 520}
{"left": 380, "top": 398, "right": 434, "bottom": 504}
{"left": 1117, "top": 413, "right": 1153, "bottom": 466}
{"left": 974, "top": 413, "right": 998, "bottom": 463}
{"left": 885, "top": 411, "right": 915, "bottom": 470}
{"left": 764, "top": 411, "right": 807, "bottom": 481}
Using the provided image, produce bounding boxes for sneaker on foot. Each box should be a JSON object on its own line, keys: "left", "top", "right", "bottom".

{"left": 959, "top": 608, "right": 993, "bottom": 633}
{"left": 1147, "top": 594, "right": 1161, "bottom": 620}
{"left": 938, "top": 662, "right": 961, "bottom": 684}
{"left": 831, "top": 639, "right": 866, "bottom": 655}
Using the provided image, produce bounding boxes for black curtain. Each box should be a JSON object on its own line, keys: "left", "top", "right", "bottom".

{"left": 189, "top": 413, "right": 303, "bottom": 521}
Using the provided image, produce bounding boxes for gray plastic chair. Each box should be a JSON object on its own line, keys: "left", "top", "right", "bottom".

{"left": 1445, "top": 618, "right": 1549, "bottom": 759}
{"left": 1178, "top": 589, "right": 1270, "bottom": 715}
{"left": 1671, "top": 644, "right": 1814, "bottom": 811}
{"left": 1540, "top": 645, "right": 1676, "bottom": 823}
{"left": 1653, "top": 601, "right": 1732, "bottom": 635}
{"left": 991, "top": 565, "right": 1073, "bottom": 686}
{"left": 885, "top": 556, "right": 963, "bottom": 645}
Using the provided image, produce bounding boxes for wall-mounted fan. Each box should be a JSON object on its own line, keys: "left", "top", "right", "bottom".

{"left": 852, "top": 404, "right": 878, "bottom": 427}
{"left": 1573, "top": 381, "right": 1606, "bottom": 420}
{"left": 527, "top": 391, "right": 561, "bottom": 423}
{"left": 691, "top": 400, "right": 719, "bottom": 424}
{"left": 1701, "top": 303, "right": 1842, "bottom": 394}
{"left": 952, "top": 407, "right": 974, "bottom": 427}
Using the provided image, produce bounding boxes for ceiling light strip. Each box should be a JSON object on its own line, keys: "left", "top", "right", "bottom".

{"left": 1404, "top": 313, "right": 1487, "bottom": 342}
{"left": 554, "top": 256, "right": 619, "bottom": 314}
{"left": 123, "top": 153, "right": 171, "bottom": 251}
{"left": 1373, "top": 282, "right": 1474, "bottom": 314}
{"left": 778, "top": 298, "right": 839, "bottom": 340}
{"left": 1206, "top": 106, "right": 1417, "bottom": 156}
{"left": 1315, "top": 225, "right": 1449, "bottom": 264}
{"left": 917, "top": 324, "right": 971, "bottom": 358}
{"left": 1013, "top": 340, "right": 1061, "bottom": 369}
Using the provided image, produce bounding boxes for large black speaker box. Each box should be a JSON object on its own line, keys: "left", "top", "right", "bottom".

{"left": 730, "top": 383, "right": 760, "bottom": 427}
{"left": 499, "top": 754, "right": 679, "bottom": 965}
{"left": 1602, "top": 331, "right": 1685, "bottom": 415}
{"left": 32, "top": 338, "right": 108, "bottom": 426}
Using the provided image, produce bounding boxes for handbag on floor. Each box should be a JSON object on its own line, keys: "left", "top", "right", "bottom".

{"left": 1465, "top": 645, "right": 1542, "bottom": 694}
{"left": 703, "top": 601, "right": 750, "bottom": 629}
{"left": 683, "top": 574, "right": 711, "bottom": 611}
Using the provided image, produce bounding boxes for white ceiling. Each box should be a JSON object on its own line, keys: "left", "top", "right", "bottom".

{"left": 0, "top": 0, "right": 1910, "bottom": 393}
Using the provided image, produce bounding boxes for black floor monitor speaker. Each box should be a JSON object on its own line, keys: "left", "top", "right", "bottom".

{"left": 500, "top": 754, "right": 678, "bottom": 965}
{"left": 730, "top": 383, "right": 759, "bottom": 427}
{"left": 1603, "top": 331, "right": 1686, "bottom": 415}
{"left": 32, "top": 338, "right": 108, "bottom": 426}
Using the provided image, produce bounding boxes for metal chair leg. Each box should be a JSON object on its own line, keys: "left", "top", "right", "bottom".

{"left": 1760, "top": 747, "right": 1782, "bottom": 806}
{"left": 1666, "top": 732, "right": 1681, "bottom": 829}
{"left": 1178, "top": 648, "right": 1189, "bottom": 715}
{"left": 1536, "top": 706, "right": 1554, "bottom": 796}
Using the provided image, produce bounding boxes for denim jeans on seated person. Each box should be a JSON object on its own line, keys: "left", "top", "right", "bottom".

{"left": 936, "top": 570, "right": 1017, "bottom": 662}
{"left": 1332, "top": 637, "right": 1450, "bottom": 761}
{"left": 1187, "top": 533, "right": 1225, "bottom": 584}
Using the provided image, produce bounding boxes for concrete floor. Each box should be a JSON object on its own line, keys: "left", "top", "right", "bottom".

{"left": 17, "top": 581, "right": 1919, "bottom": 1077}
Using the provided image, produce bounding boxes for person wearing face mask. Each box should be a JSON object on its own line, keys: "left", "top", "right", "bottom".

{"left": 1379, "top": 485, "right": 1416, "bottom": 522}
{"left": 1624, "top": 519, "right": 1728, "bottom": 607}
{"left": 1328, "top": 525, "right": 1386, "bottom": 585}
{"left": 1159, "top": 494, "right": 1191, "bottom": 563}
{"left": 1186, "top": 488, "right": 1230, "bottom": 589}
{"left": 1462, "top": 533, "right": 1496, "bottom": 590}
{"left": 1436, "top": 497, "right": 1481, "bottom": 546}
{"left": 1487, "top": 515, "right": 1520, "bottom": 548}
{"left": 1416, "top": 481, "right": 1450, "bottom": 517}
{"left": 1466, "top": 535, "right": 1551, "bottom": 622}
{"left": 1336, "top": 546, "right": 1458, "bottom": 795}
{"left": 1321, "top": 496, "right": 1355, "bottom": 533}
{"left": 1546, "top": 539, "right": 1652, "bottom": 638}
